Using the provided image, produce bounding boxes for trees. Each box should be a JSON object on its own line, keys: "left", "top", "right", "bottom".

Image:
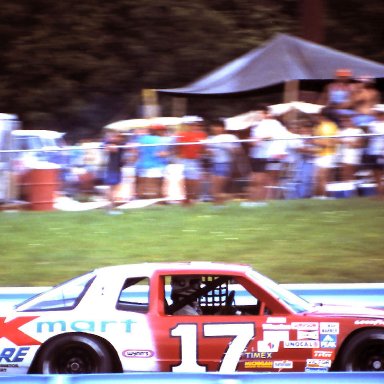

{"left": 325, "top": 0, "right": 384, "bottom": 63}
{"left": 0, "top": 0, "right": 295, "bottom": 136}
{"left": 0, "top": 0, "right": 382, "bottom": 137}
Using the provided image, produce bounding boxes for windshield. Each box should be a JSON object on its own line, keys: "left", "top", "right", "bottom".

{"left": 41, "top": 136, "right": 63, "bottom": 148}
{"left": 16, "top": 271, "right": 96, "bottom": 312}
{"left": 248, "top": 270, "right": 313, "bottom": 313}
{"left": 14, "top": 136, "right": 41, "bottom": 150}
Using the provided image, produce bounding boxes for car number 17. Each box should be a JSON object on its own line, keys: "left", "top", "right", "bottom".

{"left": 171, "top": 323, "right": 255, "bottom": 373}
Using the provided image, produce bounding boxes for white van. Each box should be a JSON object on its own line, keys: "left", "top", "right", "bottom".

{"left": 0, "top": 114, "right": 21, "bottom": 201}
{"left": 0, "top": 125, "right": 67, "bottom": 201}
{"left": 10, "top": 129, "right": 67, "bottom": 170}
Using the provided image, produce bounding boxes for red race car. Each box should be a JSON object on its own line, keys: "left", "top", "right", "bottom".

{"left": 1, "top": 262, "right": 384, "bottom": 374}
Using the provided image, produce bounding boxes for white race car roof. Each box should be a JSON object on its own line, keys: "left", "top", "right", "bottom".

{"left": 93, "top": 262, "right": 252, "bottom": 279}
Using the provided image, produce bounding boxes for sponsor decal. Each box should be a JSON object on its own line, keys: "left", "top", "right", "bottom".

{"left": 355, "top": 319, "right": 384, "bottom": 326}
{"left": 291, "top": 322, "right": 319, "bottom": 331}
{"left": 320, "top": 334, "right": 337, "bottom": 348}
{"left": 263, "top": 331, "right": 290, "bottom": 343}
{"left": 0, "top": 317, "right": 40, "bottom": 346}
{"left": 297, "top": 330, "right": 319, "bottom": 340}
{"left": 312, "top": 350, "right": 334, "bottom": 359}
{"left": 243, "top": 352, "right": 272, "bottom": 359}
{"left": 273, "top": 360, "right": 293, "bottom": 369}
{"left": 266, "top": 317, "right": 286, "bottom": 324}
{"left": 257, "top": 341, "right": 279, "bottom": 353}
{"left": 284, "top": 340, "right": 319, "bottom": 348}
{"left": 262, "top": 324, "right": 291, "bottom": 330}
{"left": 244, "top": 360, "right": 273, "bottom": 369}
{"left": 306, "top": 359, "right": 332, "bottom": 368}
{"left": 0, "top": 364, "right": 19, "bottom": 368}
{"left": 320, "top": 322, "right": 339, "bottom": 334}
{"left": 305, "top": 367, "right": 328, "bottom": 372}
{"left": 0, "top": 347, "right": 30, "bottom": 363}
{"left": 122, "top": 349, "right": 154, "bottom": 358}
{"left": 36, "top": 319, "right": 136, "bottom": 334}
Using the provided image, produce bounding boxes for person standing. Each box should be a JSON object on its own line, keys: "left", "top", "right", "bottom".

{"left": 320, "top": 68, "right": 354, "bottom": 124}
{"left": 134, "top": 125, "right": 171, "bottom": 199}
{"left": 312, "top": 111, "right": 339, "bottom": 198}
{"left": 352, "top": 76, "right": 381, "bottom": 126}
{"left": 176, "top": 116, "right": 207, "bottom": 205}
{"left": 245, "top": 106, "right": 291, "bottom": 206}
{"left": 104, "top": 130, "right": 126, "bottom": 213}
{"left": 287, "top": 121, "right": 317, "bottom": 199}
{"left": 206, "top": 120, "right": 241, "bottom": 206}
{"left": 337, "top": 115, "right": 364, "bottom": 182}
{"left": 365, "top": 104, "right": 384, "bottom": 198}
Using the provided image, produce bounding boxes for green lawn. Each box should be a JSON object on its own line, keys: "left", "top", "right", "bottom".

{"left": 0, "top": 198, "right": 383, "bottom": 286}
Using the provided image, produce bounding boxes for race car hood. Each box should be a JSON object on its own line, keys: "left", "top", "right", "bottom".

{"left": 306, "top": 303, "right": 384, "bottom": 318}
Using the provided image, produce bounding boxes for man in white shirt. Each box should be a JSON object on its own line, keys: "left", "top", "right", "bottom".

{"left": 245, "top": 106, "right": 291, "bottom": 205}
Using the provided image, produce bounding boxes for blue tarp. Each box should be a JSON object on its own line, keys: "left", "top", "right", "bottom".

{"left": 159, "top": 34, "right": 384, "bottom": 95}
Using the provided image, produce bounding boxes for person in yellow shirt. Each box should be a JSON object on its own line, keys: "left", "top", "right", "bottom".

{"left": 312, "top": 111, "right": 339, "bottom": 198}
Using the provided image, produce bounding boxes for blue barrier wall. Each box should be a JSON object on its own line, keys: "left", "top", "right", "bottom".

{"left": 0, "top": 372, "right": 383, "bottom": 384}
{"left": 286, "top": 283, "right": 384, "bottom": 309}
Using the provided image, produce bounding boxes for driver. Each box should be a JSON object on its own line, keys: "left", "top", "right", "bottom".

{"left": 170, "top": 275, "right": 202, "bottom": 315}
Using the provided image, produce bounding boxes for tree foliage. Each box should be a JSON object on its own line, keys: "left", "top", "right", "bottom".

{"left": 325, "top": 0, "right": 384, "bottom": 63}
{"left": 0, "top": 0, "right": 382, "bottom": 137}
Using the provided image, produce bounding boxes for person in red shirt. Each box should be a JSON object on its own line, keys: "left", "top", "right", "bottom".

{"left": 177, "top": 116, "right": 207, "bottom": 205}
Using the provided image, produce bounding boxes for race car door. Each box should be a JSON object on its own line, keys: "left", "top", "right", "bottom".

{"left": 152, "top": 274, "right": 270, "bottom": 372}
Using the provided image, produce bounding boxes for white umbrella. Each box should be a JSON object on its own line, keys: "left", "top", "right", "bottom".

{"left": 269, "top": 101, "right": 324, "bottom": 116}
{"left": 104, "top": 117, "right": 182, "bottom": 131}
{"left": 225, "top": 111, "right": 262, "bottom": 130}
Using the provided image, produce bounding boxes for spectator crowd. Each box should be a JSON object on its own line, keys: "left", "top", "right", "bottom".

{"left": 7, "top": 69, "right": 384, "bottom": 211}
{"left": 83, "top": 69, "right": 382, "bottom": 211}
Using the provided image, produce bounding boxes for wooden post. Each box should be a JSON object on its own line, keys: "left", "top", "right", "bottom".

{"left": 171, "top": 96, "right": 187, "bottom": 117}
{"left": 283, "top": 80, "right": 300, "bottom": 124}
{"left": 284, "top": 80, "right": 299, "bottom": 103}
{"left": 141, "top": 89, "right": 160, "bottom": 118}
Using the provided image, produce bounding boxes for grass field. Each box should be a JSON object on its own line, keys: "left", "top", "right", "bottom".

{"left": 0, "top": 197, "right": 383, "bottom": 287}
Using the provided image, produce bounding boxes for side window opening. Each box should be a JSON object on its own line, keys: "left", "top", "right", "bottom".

{"left": 165, "top": 274, "right": 265, "bottom": 316}
{"left": 198, "top": 276, "right": 231, "bottom": 315}
{"left": 116, "top": 277, "right": 149, "bottom": 313}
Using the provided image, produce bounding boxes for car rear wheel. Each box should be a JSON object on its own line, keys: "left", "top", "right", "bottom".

{"left": 338, "top": 329, "right": 384, "bottom": 371}
{"left": 35, "top": 334, "right": 113, "bottom": 374}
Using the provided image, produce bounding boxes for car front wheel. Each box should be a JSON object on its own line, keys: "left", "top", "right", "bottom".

{"left": 338, "top": 329, "right": 384, "bottom": 371}
{"left": 35, "top": 334, "right": 113, "bottom": 374}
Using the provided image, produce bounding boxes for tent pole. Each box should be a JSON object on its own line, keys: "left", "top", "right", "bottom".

{"left": 283, "top": 80, "right": 300, "bottom": 125}
{"left": 284, "top": 80, "right": 299, "bottom": 103}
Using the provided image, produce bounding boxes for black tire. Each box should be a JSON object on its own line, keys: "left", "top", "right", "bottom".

{"left": 35, "top": 334, "right": 113, "bottom": 374}
{"left": 338, "top": 329, "right": 384, "bottom": 371}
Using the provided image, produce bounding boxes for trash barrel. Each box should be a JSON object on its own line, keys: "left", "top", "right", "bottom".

{"left": 23, "top": 166, "right": 59, "bottom": 211}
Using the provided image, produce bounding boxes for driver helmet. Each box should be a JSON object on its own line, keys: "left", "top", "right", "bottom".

{"left": 170, "top": 275, "right": 201, "bottom": 301}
